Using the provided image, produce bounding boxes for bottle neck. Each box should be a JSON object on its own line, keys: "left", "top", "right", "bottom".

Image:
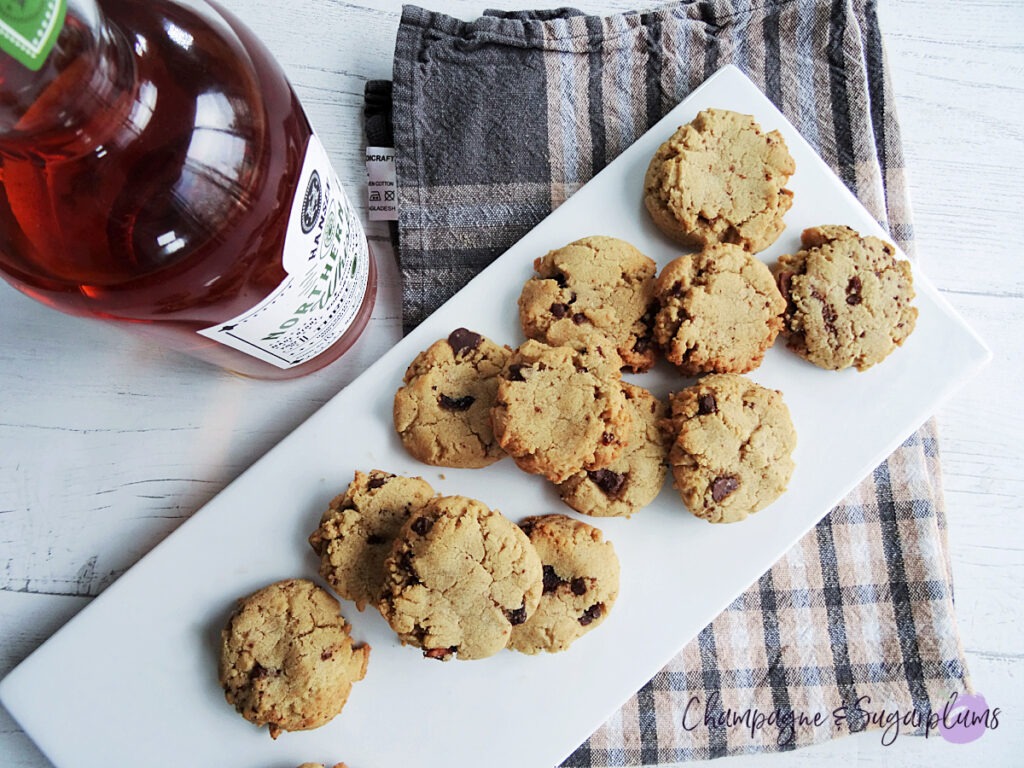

{"left": 0, "top": 0, "right": 129, "bottom": 139}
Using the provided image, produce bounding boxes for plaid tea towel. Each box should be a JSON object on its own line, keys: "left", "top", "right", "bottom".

{"left": 367, "top": 0, "right": 972, "bottom": 762}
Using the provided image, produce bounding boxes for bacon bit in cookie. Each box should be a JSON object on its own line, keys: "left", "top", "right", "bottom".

{"left": 587, "top": 468, "right": 627, "bottom": 497}
{"left": 542, "top": 565, "right": 564, "bottom": 594}
{"left": 447, "top": 328, "right": 482, "bottom": 355}
{"left": 711, "top": 475, "right": 740, "bottom": 502}
{"left": 506, "top": 605, "right": 528, "bottom": 625}
{"left": 424, "top": 646, "right": 456, "bottom": 661}
{"left": 570, "top": 577, "right": 588, "bottom": 596}
{"left": 411, "top": 516, "right": 433, "bottom": 535}
{"left": 578, "top": 604, "right": 603, "bottom": 626}
{"left": 439, "top": 393, "right": 475, "bottom": 411}
{"left": 697, "top": 393, "right": 718, "bottom": 415}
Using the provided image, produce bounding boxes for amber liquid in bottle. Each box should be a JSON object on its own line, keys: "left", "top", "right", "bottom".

{"left": 0, "top": 0, "right": 376, "bottom": 379}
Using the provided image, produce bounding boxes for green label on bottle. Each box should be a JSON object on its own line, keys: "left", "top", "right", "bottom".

{"left": 0, "top": 0, "right": 66, "bottom": 71}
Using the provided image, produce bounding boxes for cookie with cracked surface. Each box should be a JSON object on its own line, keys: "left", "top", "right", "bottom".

{"left": 509, "top": 514, "right": 620, "bottom": 654}
{"left": 378, "top": 495, "right": 543, "bottom": 661}
{"left": 644, "top": 108, "right": 795, "bottom": 253}
{"left": 490, "top": 339, "right": 631, "bottom": 484}
{"left": 664, "top": 374, "right": 796, "bottom": 524}
{"left": 556, "top": 383, "right": 669, "bottom": 518}
{"left": 393, "top": 328, "right": 512, "bottom": 468}
{"left": 218, "top": 579, "right": 369, "bottom": 739}
{"left": 774, "top": 225, "right": 917, "bottom": 371}
{"left": 653, "top": 243, "right": 786, "bottom": 375}
{"left": 309, "top": 470, "right": 435, "bottom": 611}
{"left": 518, "top": 236, "right": 658, "bottom": 372}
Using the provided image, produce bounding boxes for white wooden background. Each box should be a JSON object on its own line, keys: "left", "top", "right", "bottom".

{"left": 1, "top": 1, "right": 1021, "bottom": 766}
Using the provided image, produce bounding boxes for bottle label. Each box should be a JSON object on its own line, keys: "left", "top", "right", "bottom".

{"left": 198, "top": 134, "right": 371, "bottom": 370}
{"left": 0, "top": 0, "right": 67, "bottom": 71}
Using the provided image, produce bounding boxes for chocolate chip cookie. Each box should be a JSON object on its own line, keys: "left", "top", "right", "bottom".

{"left": 665, "top": 374, "right": 796, "bottom": 523}
{"left": 218, "top": 579, "right": 369, "bottom": 739}
{"left": 644, "top": 108, "right": 795, "bottom": 253}
{"left": 556, "top": 383, "right": 669, "bottom": 518}
{"left": 518, "top": 236, "right": 658, "bottom": 372}
{"left": 653, "top": 243, "right": 786, "bottom": 375}
{"left": 309, "top": 470, "right": 435, "bottom": 611}
{"left": 774, "top": 225, "right": 917, "bottom": 371}
{"left": 509, "top": 515, "right": 620, "bottom": 654}
{"left": 378, "top": 495, "right": 543, "bottom": 661}
{"left": 393, "top": 328, "right": 511, "bottom": 467}
{"left": 490, "top": 339, "right": 631, "bottom": 484}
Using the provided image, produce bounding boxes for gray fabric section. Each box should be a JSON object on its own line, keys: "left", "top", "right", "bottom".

{"left": 386, "top": 1, "right": 969, "bottom": 763}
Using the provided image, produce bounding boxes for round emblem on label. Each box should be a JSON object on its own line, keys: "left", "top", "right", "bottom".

{"left": 300, "top": 171, "right": 322, "bottom": 234}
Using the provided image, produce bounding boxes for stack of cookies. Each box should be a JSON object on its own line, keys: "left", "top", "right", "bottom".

{"left": 308, "top": 471, "right": 621, "bottom": 660}
{"left": 387, "top": 107, "right": 918, "bottom": 527}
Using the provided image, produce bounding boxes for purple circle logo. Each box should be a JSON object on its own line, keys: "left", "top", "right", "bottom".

{"left": 939, "top": 692, "right": 990, "bottom": 744}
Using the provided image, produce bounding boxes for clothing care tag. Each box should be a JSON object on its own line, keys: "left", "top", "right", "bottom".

{"left": 366, "top": 146, "right": 398, "bottom": 221}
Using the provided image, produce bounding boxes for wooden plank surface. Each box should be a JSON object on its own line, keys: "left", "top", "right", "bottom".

{"left": 1, "top": 1, "right": 1021, "bottom": 765}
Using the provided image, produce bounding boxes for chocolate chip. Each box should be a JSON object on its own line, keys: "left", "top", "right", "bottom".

{"left": 320, "top": 649, "right": 333, "bottom": 661}
{"left": 587, "top": 468, "right": 627, "bottom": 497}
{"left": 572, "top": 312, "right": 587, "bottom": 325}
{"left": 507, "top": 363, "right": 527, "bottom": 382}
{"left": 439, "top": 393, "right": 475, "bottom": 411}
{"left": 553, "top": 271, "right": 568, "bottom": 288}
{"left": 777, "top": 271, "right": 794, "bottom": 301}
{"left": 447, "top": 328, "right": 482, "bottom": 355}
{"left": 367, "top": 474, "right": 391, "bottom": 489}
{"left": 697, "top": 393, "right": 717, "bottom": 415}
{"left": 518, "top": 519, "right": 536, "bottom": 537}
{"left": 366, "top": 534, "right": 387, "bottom": 545}
{"left": 812, "top": 288, "right": 838, "bottom": 335}
{"left": 570, "top": 577, "right": 587, "bottom": 596}
{"left": 506, "top": 605, "right": 527, "bottom": 625}
{"left": 846, "top": 275, "right": 863, "bottom": 305}
{"left": 601, "top": 432, "right": 616, "bottom": 445}
{"left": 550, "top": 303, "right": 570, "bottom": 319}
{"left": 399, "top": 550, "right": 418, "bottom": 581}
{"left": 411, "top": 516, "right": 433, "bottom": 535}
{"left": 578, "top": 604, "right": 603, "bottom": 626}
{"left": 249, "top": 663, "right": 269, "bottom": 681}
{"left": 542, "top": 565, "right": 564, "bottom": 594}
{"left": 711, "top": 475, "right": 740, "bottom": 502}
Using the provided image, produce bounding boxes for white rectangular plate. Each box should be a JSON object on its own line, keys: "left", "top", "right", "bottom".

{"left": 0, "top": 65, "right": 990, "bottom": 768}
